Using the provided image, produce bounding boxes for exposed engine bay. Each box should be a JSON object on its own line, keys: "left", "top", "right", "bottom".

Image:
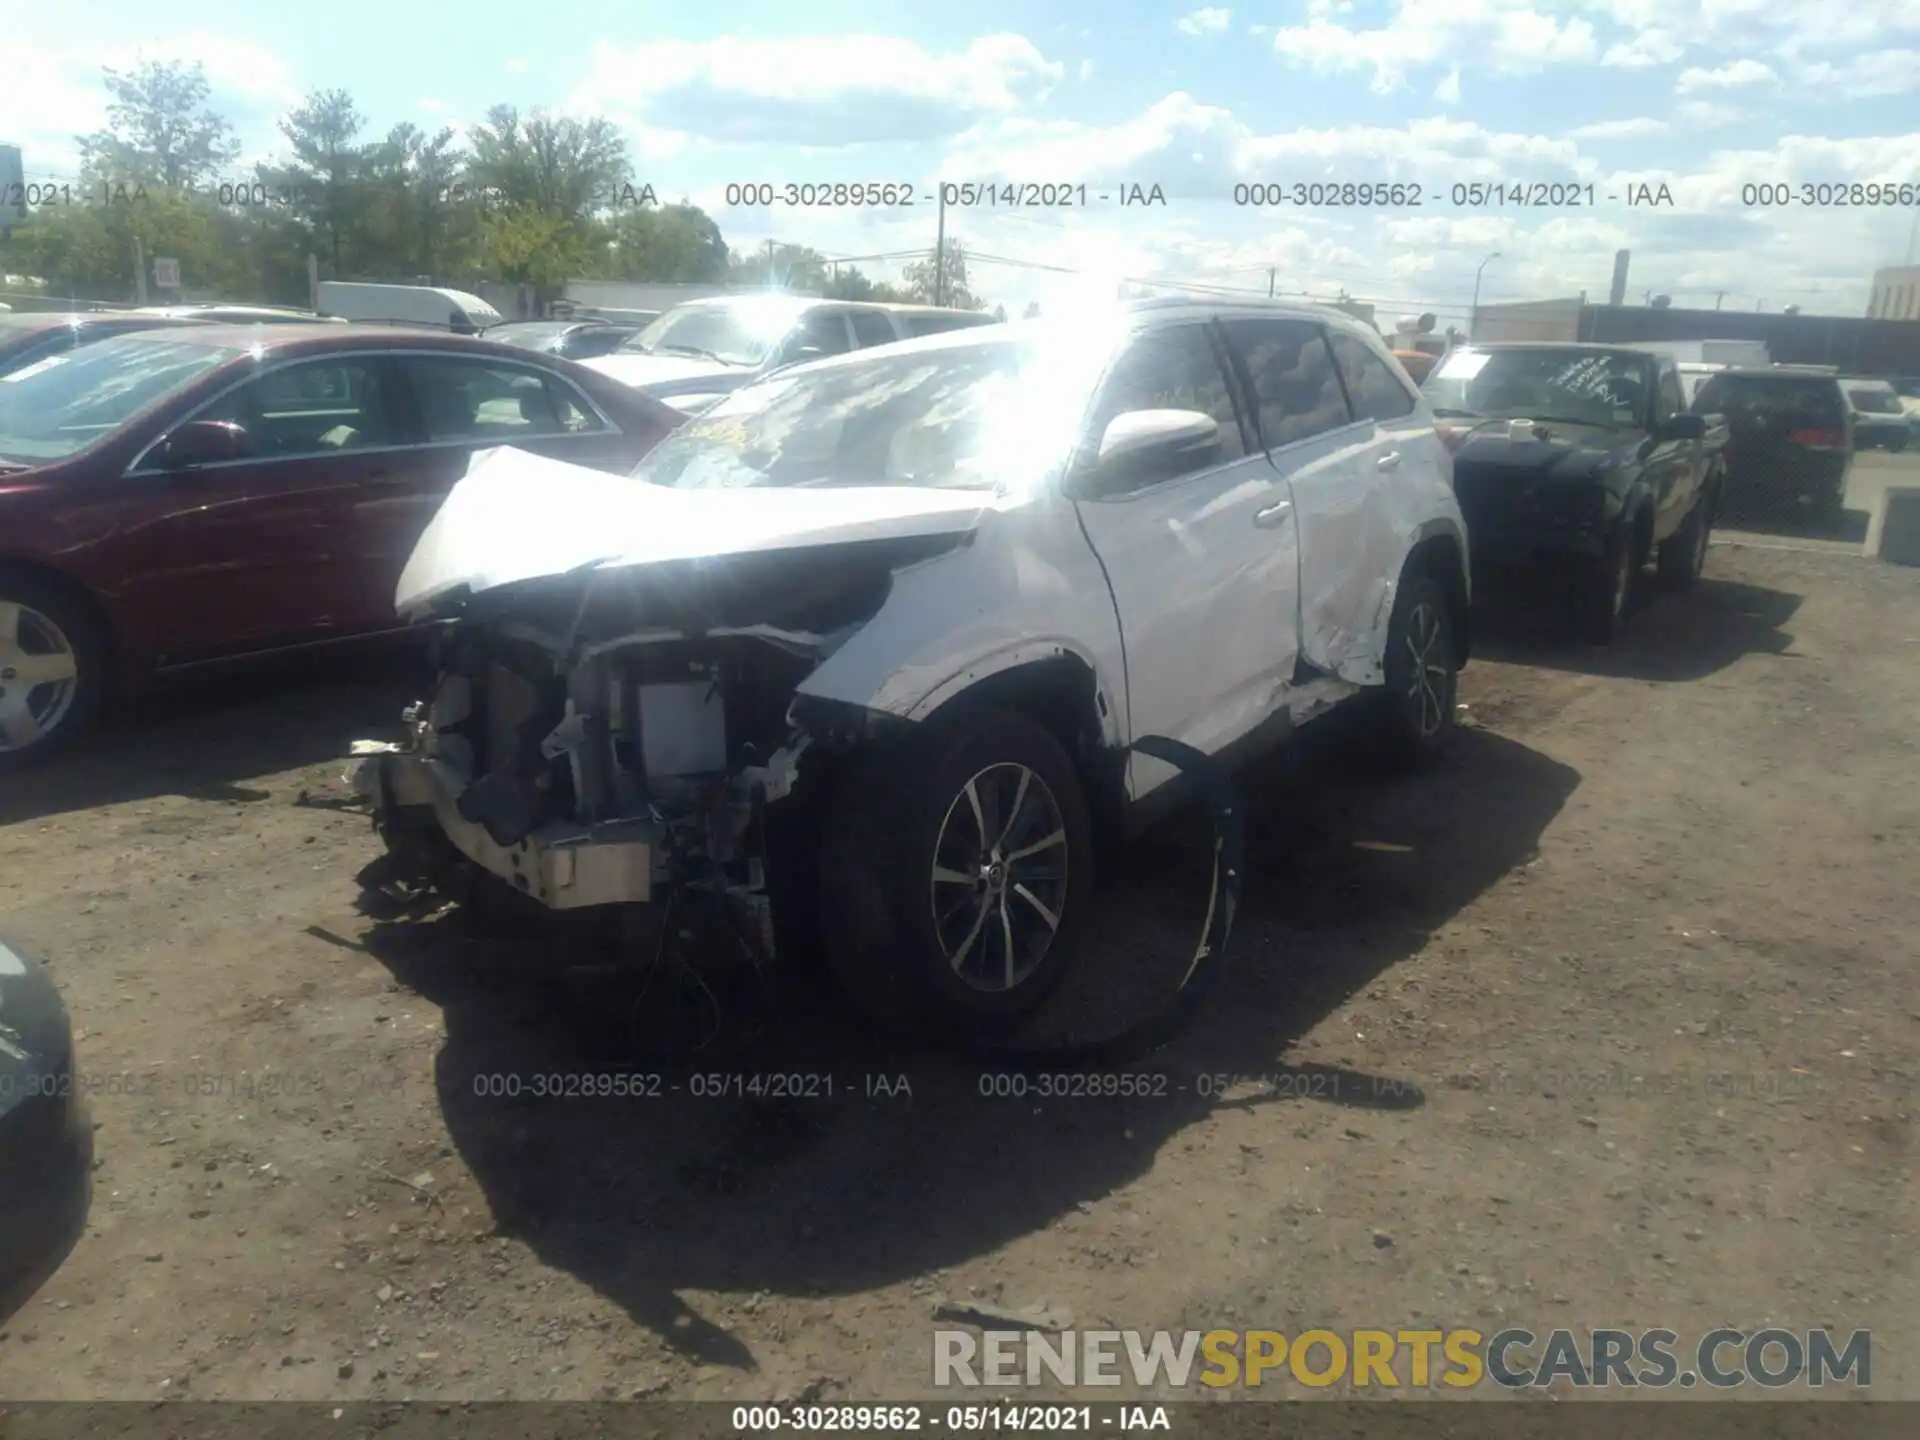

{"left": 356, "top": 533, "right": 960, "bottom": 964}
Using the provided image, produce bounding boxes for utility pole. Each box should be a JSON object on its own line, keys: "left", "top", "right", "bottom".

{"left": 1715, "top": 291, "right": 1725, "bottom": 310}
{"left": 765, "top": 238, "right": 775, "bottom": 285}
{"left": 1268, "top": 267, "right": 1276, "bottom": 298}
{"left": 133, "top": 234, "right": 148, "bottom": 304}
{"left": 933, "top": 187, "right": 947, "bottom": 307}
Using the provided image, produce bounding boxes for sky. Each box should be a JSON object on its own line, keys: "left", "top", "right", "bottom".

{"left": 4, "top": 1, "right": 1919, "bottom": 321}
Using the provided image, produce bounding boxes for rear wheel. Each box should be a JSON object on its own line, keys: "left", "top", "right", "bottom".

{"left": 1373, "top": 572, "right": 1458, "bottom": 767}
{"left": 0, "top": 574, "right": 105, "bottom": 774}
{"left": 818, "top": 706, "right": 1094, "bottom": 1039}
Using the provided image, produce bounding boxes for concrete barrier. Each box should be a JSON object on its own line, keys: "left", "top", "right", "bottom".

{"left": 1865, "top": 483, "right": 1920, "bottom": 567}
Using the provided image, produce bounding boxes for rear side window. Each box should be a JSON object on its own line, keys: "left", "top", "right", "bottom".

{"left": 903, "top": 313, "right": 991, "bottom": 338}
{"left": 1219, "top": 318, "right": 1353, "bottom": 447}
{"left": 1326, "top": 331, "right": 1416, "bottom": 422}
{"left": 400, "top": 356, "right": 606, "bottom": 441}
{"left": 848, "top": 311, "right": 899, "bottom": 347}
{"left": 1696, "top": 376, "right": 1845, "bottom": 426}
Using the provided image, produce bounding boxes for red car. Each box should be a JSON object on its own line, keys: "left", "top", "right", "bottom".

{"left": 0, "top": 324, "right": 682, "bottom": 770}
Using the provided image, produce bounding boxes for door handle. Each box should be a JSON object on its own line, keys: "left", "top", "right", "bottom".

{"left": 1254, "top": 500, "right": 1293, "bottom": 528}
{"left": 1376, "top": 450, "right": 1402, "bottom": 470}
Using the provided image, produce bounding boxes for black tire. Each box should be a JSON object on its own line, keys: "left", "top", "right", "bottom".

{"left": 818, "top": 706, "right": 1095, "bottom": 1039}
{"left": 1657, "top": 489, "right": 1712, "bottom": 590}
{"left": 1372, "top": 571, "right": 1459, "bottom": 767}
{"left": 0, "top": 571, "right": 106, "bottom": 775}
{"left": 1888, "top": 434, "right": 1908, "bottom": 454}
{"left": 1577, "top": 524, "right": 1635, "bottom": 646}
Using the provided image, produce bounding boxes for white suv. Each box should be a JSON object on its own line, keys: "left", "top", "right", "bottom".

{"left": 357, "top": 299, "right": 1469, "bottom": 1037}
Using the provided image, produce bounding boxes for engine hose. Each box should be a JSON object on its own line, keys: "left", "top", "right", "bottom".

{"left": 958, "top": 734, "right": 1245, "bottom": 1071}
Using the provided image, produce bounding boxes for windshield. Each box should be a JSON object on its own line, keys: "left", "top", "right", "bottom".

{"left": 615, "top": 300, "right": 805, "bottom": 365}
{"left": 634, "top": 337, "right": 1089, "bottom": 492}
{"left": 1424, "top": 348, "right": 1649, "bottom": 426}
{"left": 487, "top": 323, "right": 570, "bottom": 350}
{"left": 0, "top": 335, "right": 240, "bottom": 464}
{"left": 1845, "top": 386, "right": 1901, "bottom": 414}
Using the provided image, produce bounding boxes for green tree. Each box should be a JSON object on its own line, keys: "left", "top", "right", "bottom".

{"left": 258, "top": 89, "right": 374, "bottom": 276}
{"left": 360, "top": 122, "right": 477, "bottom": 278}
{"left": 77, "top": 59, "right": 240, "bottom": 193}
{"left": 591, "top": 201, "right": 729, "bottom": 282}
{"left": 1022, "top": 300, "right": 1041, "bottom": 318}
{"left": 900, "top": 240, "right": 981, "bottom": 309}
{"left": 729, "top": 242, "right": 831, "bottom": 292}
{"left": 466, "top": 106, "right": 630, "bottom": 218}
{"left": 820, "top": 264, "right": 908, "bottom": 302}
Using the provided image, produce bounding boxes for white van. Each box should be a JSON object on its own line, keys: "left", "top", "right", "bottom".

{"left": 315, "top": 282, "right": 502, "bottom": 334}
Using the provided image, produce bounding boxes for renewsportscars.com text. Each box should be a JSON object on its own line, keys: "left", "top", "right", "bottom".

{"left": 932, "top": 1326, "right": 1871, "bottom": 1389}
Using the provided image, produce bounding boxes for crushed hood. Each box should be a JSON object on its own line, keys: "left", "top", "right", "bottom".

{"left": 393, "top": 447, "right": 998, "bottom": 618}
{"left": 578, "top": 352, "right": 756, "bottom": 397}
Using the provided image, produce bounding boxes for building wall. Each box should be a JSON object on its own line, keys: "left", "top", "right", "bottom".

{"left": 561, "top": 280, "right": 739, "bottom": 315}
{"left": 1868, "top": 266, "right": 1920, "bottom": 322}
{"left": 1468, "top": 297, "right": 1584, "bottom": 342}
{"left": 1579, "top": 304, "right": 1920, "bottom": 376}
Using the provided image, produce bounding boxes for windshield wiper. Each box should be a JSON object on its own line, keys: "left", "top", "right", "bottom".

{"left": 1429, "top": 407, "right": 1481, "bottom": 418}
{"left": 654, "top": 344, "right": 743, "bottom": 365}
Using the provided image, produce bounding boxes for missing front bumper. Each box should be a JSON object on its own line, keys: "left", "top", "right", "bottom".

{"left": 363, "top": 752, "right": 662, "bottom": 909}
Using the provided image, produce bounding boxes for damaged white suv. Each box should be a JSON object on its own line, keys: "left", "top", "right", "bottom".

{"left": 356, "top": 298, "right": 1468, "bottom": 1037}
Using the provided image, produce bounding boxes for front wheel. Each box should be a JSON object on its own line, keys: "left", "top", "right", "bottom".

{"left": 818, "top": 706, "right": 1095, "bottom": 1039}
{"left": 0, "top": 574, "right": 106, "bottom": 774}
{"left": 1657, "top": 489, "right": 1712, "bottom": 590}
{"left": 1373, "top": 572, "right": 1458, "bottom": 767}
{"left": 1577, "top": 527, "right": 1635, "bottom": 646}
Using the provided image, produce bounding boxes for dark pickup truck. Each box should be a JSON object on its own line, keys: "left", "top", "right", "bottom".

{"left": 1422, "top": 343, "right": 1729, "bottom": 643}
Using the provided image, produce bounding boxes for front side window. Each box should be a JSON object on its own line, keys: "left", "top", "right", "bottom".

{"left": 848, "top": 311, "right": 899, "bottom": 348}
{"left": 401, "top": 357, "right": 604, "bottom": 441}
{"left": 197, "top": 358, "right": 396, "bottom": 457}
{"left": 0, "top": 335, "right": 242, "bottom": 465}
{"left": 1082, "top": 323, "right": 1248, "bottom": 485}
{"left": 1219, "top": 318, "right": 1353, "bottom": 447}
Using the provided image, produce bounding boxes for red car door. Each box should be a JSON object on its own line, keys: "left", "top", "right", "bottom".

{"left": 339, "top": 351, "right": 657, "bottom": 622}
{"left": 109, "top": 353, "right": 408, "bottom": 662}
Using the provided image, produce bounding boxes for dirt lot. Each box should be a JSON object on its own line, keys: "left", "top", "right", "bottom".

{"left": 2, "top": 536, "right": 1917, "bottom": 1404}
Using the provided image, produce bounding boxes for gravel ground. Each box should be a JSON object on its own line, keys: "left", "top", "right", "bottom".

{"left": 1, "top": 539, "right": 1915, "bottom": 1405}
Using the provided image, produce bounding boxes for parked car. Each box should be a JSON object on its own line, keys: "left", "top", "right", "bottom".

{"left": 316, "top": 281, "right": 503, "bottom": 334}
{"left": 0, "top": 324, "right": 681, "bottom": 770}
{"left": 1423, "top": 343, "right": 1728, "bottom": 643}
{"left": 1840, "top": 378, "right": 1911, "bottom": 452}
{"left": 484, "top": 318, "right": 644, "bottom": 361}
{"left": 580, "top": 296, "right": 1000, "bottom": 417}
{"left": 1688, "top": 366, "right": 1854, "bottom": 515}
{"left": 134, "top": 303, "right": 346, "bottom": 325}
{"left": 0, "top": 309, "right": 214, "bottom": 380}
{"left": 355, "top": 298, "right": 1471, "bottom": 1037}
{"left": 0, "top": 937, "right": 91, "bottom": 1323}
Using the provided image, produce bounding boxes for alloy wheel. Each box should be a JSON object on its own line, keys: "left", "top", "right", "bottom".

{"left": 929, "top": 762, "right": 1071, "bottom": 992}
{"left": 0, "top": 600, "right": 81, "bottom": 754}
{"left": 1404, "top": 599, "right": 1451, "bottom": 739}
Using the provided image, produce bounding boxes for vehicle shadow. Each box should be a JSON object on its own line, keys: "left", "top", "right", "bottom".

{"left": 0, "top": 644, "right": 423, "bottom": 828}
{"left": 1715, "top": 498, "right": 1869, "bottom": 546}
{"left": 354, "top": 716, "right": 1580, "bottom": 1370}
{"left": 1470, "top": 574, "right": 1803, "bottom": 683}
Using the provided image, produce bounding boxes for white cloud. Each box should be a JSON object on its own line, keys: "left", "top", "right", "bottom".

{"left": 1079, "top": 60, "right": 1097, "bottom": 80}
{"left": 1795, "top": 49, "right": 1920, "bottom": 96}
{"left": 1601, "top": 30, "right": 1684, "bottom": 68}
{"left": 1589, "top": 0, "right": 1920, "bottom": 59}
{"left": 1434, "top": 67, "right": 1462, "bottom": 104}
{"left": 1676, "top": 60, "right": 1778, "bottom": 93}
{"left": 1676, "top": 101, "right": 1750, "bottom": 128}
{"left": 418, "top": 99, "right": 448, "bottom": 114}
{"left": 1273, "top": 1, "right": 1598, "bottom": 92}
{"left": 1176, "top": 8, "right": 1233, "bottom": 36}
{"left": 1567, "top": 117, "right": 1670, "bottom": 140}
{"left": 569, "top": 34, "right": 1063, "bottom": 149}
{"left": 504, "top": 58, "right": 528, "bottom": 74}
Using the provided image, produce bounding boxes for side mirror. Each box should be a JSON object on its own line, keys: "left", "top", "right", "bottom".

{"left": 1093, "top": 408, "right": 1221, "bottom": 483}
{"left": 784, "top": 343, "right": 827, "bottom": 366}
{"left": 154, "top": 419, "right": 249, "bottom": 470}
{"left": 1661, "top": 413, "right": 1706, "bottom": 441}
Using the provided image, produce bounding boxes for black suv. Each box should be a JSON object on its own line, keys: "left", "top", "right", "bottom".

{"left": 1691, "top": 367, "right": 1853, "bottom": 516}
